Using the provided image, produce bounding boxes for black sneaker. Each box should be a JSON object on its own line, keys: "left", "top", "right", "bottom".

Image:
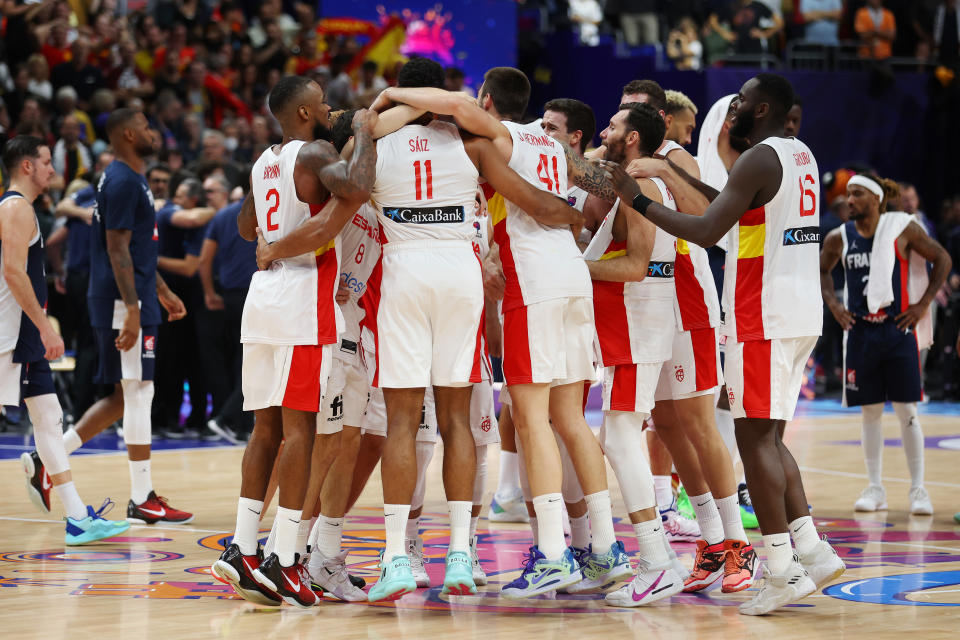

{"left": 20, "top": 450, "right": 51, "bottom": 513}
{"left": 348, "top": 574, "right": 366, "bottom": 589}
{"left": 253, "top": 552, "right": 320, "bottom": 608}
{"left": 737, "top": 482, "right": 752, "bottom": 507}
{"left": 211, "top": 544, "right": 282, "bottom": 606}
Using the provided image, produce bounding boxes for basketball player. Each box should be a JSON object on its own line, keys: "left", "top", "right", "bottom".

{"left": 31, "top": 109, "right": 193, "bottom": 526}
{"left": 663, "top": 90, "right": 698, "bottom": 148}
{"left": 376, "top": 68, "right": 631, "bottom": 598}
{"left": 365, "top": 60, "right": 591, "bottom": 601}
{"left": 212, "top": 76, "right": 378, "bottom": 608}
{"left": 820, "top": 175, "right": 949, "bottom": 515}
{"left": 3, "top": 136, "right": 130, "bottom": 544}
{"left": 601, "top": 74, "right": 845, "bottom": 615}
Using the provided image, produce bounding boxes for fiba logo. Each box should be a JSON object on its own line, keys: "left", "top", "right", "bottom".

{"left": 674, "top": 365, "right": 684, "bottom": 382}
{"left": 143, "top": 335, "right": 156, "bottom": 354}
{"left": 480, "top": 416, "right": 491, "bottom": 432}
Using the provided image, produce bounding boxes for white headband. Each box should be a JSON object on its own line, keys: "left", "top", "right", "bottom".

{"left": 848, "top": 175, "right": 884, "bottom": 198}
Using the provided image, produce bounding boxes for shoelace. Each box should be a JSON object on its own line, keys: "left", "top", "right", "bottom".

{"left": 518, "top": 548, "right": 540, "bottom": 575}
{"left": 93, "top": 498, "right": 116, "bottom": 519}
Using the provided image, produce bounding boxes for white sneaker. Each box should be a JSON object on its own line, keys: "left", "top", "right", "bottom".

{"left": 488, "top": 490, "right": 529, "bottom": 523}
{"left": 854, "top": 485, "right": 887, "bottom": 511}
{"left": 407, "top": 536, "right": 431, "bottom": 588}
{"left": 662, "top": 535, "right": 690, "bottom": 581}
{"left": 661, "top": 508, "right": 700, "bottom": 543}
{"left": 470, "top": 536, "right": 487, "bottom": 586}
{"left": 604, "top": 560, "right": 683, "bottom": 607}
{"left": 307, "top": 549, "right": 367, "bottom": 602}
{"left": 797, "top": 538, "right": 845, "bottom": 588}
{"left": 738, "top": 560, "right": 817, "bottom": 616}
{"left": 909, "top": 486, "right": 933, "bottom": 515}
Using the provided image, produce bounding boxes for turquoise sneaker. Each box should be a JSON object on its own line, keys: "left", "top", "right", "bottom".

{"left": 65, "top": 499, "right": 130, "bottom": 545}
{"left": 566, "top": 541, "right": 633, "bottom": 593}
{"left": 368, "top": 553, "right": 417, "bottom": 602}
{"left": 501, "top": 546, "right": 582, "bottom": 599}
{"left": 441, "top": 549, "right": 477, "bottom": 595}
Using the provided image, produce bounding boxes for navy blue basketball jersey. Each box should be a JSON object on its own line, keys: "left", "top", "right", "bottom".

{"left": 89, "top": 161, "right": 161, "bottom": 329}
{"left": 842, "top": 221, "right": 908, "bottom": 320}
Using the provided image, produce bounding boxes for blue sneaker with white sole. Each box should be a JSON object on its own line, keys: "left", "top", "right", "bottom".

{"left": 565, "top": 540, "right": 633, "bottom": 593}
{"left": 501, "top": 546, "right": 582, "bottom": 599}
{"left": 65, "top": 499, "right": 131, "bottom": 545}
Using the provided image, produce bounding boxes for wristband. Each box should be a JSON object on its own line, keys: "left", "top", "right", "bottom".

{"left": 631, "top": 192, "right": 654, "bottom": 215}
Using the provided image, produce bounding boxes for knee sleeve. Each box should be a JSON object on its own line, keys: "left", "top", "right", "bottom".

{"left": 473, "top": 444, "right": 487, "bottom": 505}
{"left": 25, "top": 393, "right": 70, "bottom": 476}
{"left": 556, "top": 434, "right": 585, "bottom": 505}
{"left": 601, "top": 411, "right": 657, "bottom": 514}
{"left": 411, "top": 440, "right": 435, "bottom": 511}
{"left": 121, "top": 379, "right": 154, "bottom": 446}
{"left": 862, "top": 403, "right": 884, "bottom": 424}
{"left": 892, "top": 401, "right": 924, "bottom": 482}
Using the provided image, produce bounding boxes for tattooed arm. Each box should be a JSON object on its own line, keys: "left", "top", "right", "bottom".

{"left": 559, "top": 141, "right": 618, "bottom": 204}
{"left": 297, "top": 109, "right": 379, "bottom": 203}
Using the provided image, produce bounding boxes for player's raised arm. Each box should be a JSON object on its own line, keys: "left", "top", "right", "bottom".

{"left": 558, "top": 139, "right": 619, "bottom": 204}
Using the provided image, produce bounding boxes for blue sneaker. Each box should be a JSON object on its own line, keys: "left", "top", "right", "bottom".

{"left": 566, "top": 541, "right": 633, "bottom": 593}
{"left": 368, "top": 552, "right": 417, "bottom": 602}
{"left": 558, "top": 546, "right": 590, "bottom": 593}
{"left": 501, "top": 546, "right": 582, "bottom": 599}
{"left": 65, "top": 499, "right": 131, "bottom": 545}
{"left": 488, "top": 490, "right": 529, "bottom": 523}
{"left": 442, "top": 549, "right": 477, "bottom": 595}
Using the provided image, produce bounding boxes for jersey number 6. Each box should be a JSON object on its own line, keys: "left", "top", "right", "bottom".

{"left": 798, "top": 174, "right": 816, "bottom": 217}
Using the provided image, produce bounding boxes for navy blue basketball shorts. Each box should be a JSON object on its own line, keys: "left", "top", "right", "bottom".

{"left": 843, "top": 321, "right": 922, "bottom": 407}
{"left": 93, "top": 325, "right": 158, "bottom": 384}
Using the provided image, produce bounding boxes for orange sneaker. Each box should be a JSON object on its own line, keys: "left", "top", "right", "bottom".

{"left": 682, "top": 540, "right": 725, "bottom": 592}
{"left": 721, "top": 539, "right": 758, "bottom": 593}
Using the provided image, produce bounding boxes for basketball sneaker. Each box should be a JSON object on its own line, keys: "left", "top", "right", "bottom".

{"left": 500, "top": 546, "right": 582, "bottom": 599}
{"left": 307, "top": 549, "right": 367, "bottom": 601}
{"left": 663, "top": 535, "right": 690, "bottom": 581}
{"left": 736, "top": 484, "right": 760, "bottom": 529}
{"left": 489, "top": 489, "right": 529, "bottom": 523}
{"left": 797, "top": 537, "right": 845, "bottom": 587}
{"left": 604, "top": 558, "right": 683, "bottom": 607}
{"left": 676, "top": 486, "right": 695, "bottom": 520}
{"left": 739, "top": 559, "right": 817, "bottom": 616}
{"left": 211, "top": 543, "right": 282, "bottom": 606}
{"left": 470, "top": 536, "right": 487, "bottom": 586}
{"left": 909, "top": 486, "right": 933, "bottom": 515}
{"left": 661, "top": 503, "right": 700, "bottom": 543}
{"left": 557, "top": 546, "right": 590, "bottom": 593}
{"left": 682, "top": 540, "right": 726, "bottom": 592}
{"left": 442, "top": 549, "right": 477, "bottom": 596}
{"left": 565, "top": 541, "right": 633, "bottom": 594}
{"left": 20, "top": 450, "right": 51, "bottom": 513}
{"left": 853, "top": 484, "right": 887, "bottom": 512}
{"left": 407, "top": 536, "right": 430, "bottom": 588}
{"left": 252, "top": 552, "right": 319, "bottom": 608}
{"left": 127, "top": 491, "right": 194, "bottom": 524}
{"left": 721, "top": 539, "right": 758, "bottom": 593}
{"left": 368, "top": 552, "right": 417, "bottom": 602}
{"left": 64, "top": 499, "right": 131, "bottom": 545}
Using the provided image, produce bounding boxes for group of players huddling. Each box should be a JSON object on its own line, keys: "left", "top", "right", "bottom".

{"left": 6, "top": 56, "right": 946, "bottom": 617}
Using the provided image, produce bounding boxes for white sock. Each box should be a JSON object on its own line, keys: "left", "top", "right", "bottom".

{"left": 789, "top": 516, "right": 820, "bottom": 556}
{"left": 55, "top": 481, "right": 87, "bottom": 520}
{"left": 264, "top": 517, "right": 278, "bottom": 556}
{"left": 497, "top": 450, "right": 520, "bottom": 496}
{"left": 892, "top": 402, "right": 925, "bottom": 488}
{"left": 653, "top": 475, "right": 673, "bottom": 511}
{"left": 583, "top": 490, "right": 616, "bottom": 550}
{"left": 861, "top": 403, "right": 884, "bottom": 486}
{"left": 128, "top": 459, "right": 152, "bottom": 504}
{"left": 274, "top": 506, "right": 301, "bottom": 567}
{"left": 633, "top": 518, "right": 670, "bottom": 567}
{"left": 405, "top": 514, "right": 420, "bottom": 542}
{"left": 715, "top": 407, "right": 739, "bottom": 465}
{"left": 532, "top": 493, "right": 565, "bottom": 559}
{"left": 448, "top": 501, "right": 472, "bottom": 553}
{"left": 569, "top": 513, "right": 590, "bottom": 549}
{"left": 470, "top": 514, "right": 480, "bottom": 542}
{"left": 315, "top": 516, "right": 344, "bottom": 558}
{"left": 234, "top": 497, "right": 263, "bottom": 556}
{"left": 716, "top": 494, "right": 748, "bottom": 543}
{"left": 63, "top": 428, "right": 82, "bottom": 454}
{"left": 529, "top": 515, "right": 539, "bottom": 546}
{"left": 689, "top": 492, "right": 724, "bottom": 545}
{"left": 762, "top": 533, "right": 793, "bottom": 575}
{"left": 384, "top": 504, "right": 410, "bottom": 559}
{"left": 295, "top": 518, "right": 313, "bottom": 557}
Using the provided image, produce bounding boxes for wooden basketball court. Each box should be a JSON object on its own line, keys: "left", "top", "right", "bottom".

{"left": 1, "top": 399, "right": 958, "bottom": 638}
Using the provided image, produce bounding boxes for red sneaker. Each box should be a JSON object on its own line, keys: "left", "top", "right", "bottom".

{"left": 211, "top": 543, "right": 282, "bottom": 606}
{"left": 253, "top": 553, "right": 320, "bottom": 608}
{"left": 127, "top": 491, "right": 194, "bottom": 524}
{"left": 682, "top": 540, "right": 726, "bottom": 592}
{"left": 722, "top": 539, "right": 758, "bottom": 593}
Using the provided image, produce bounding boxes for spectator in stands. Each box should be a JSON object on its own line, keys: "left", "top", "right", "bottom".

{"left": 445, "top": 66, "right": 474, "bottom": 96}
{"left": 784, "top": 97, "right": 803, "bottom": 136}
{"left": 187, "top": 129, "right": 243, "bottom": 187}
{"left": 53, "top": 87, "right": 95, "bottom": 145}
{"left": 707, "top": 0, "right": 784, "bottom": 56}
{"left": 666, "top": 17, "right": 704, "bottom": 69}
{"left": 52, "top": 115, "right": 92, "bottom": 184}
{"left": 26, "top": 54, "right": 53, "bottom": 103}
{"left": 615, "top": 0, "right": 659, "bottom": 47}
{"left": 855, "top": 0, "right": 897, "bottom": 60}
{"left": 569, "top": 0, "right": 603, "bottom": 47}
{"left": 931, "top": 0, "right": 960, "bottom": 65}
{"left": 900, "top": 182, "right": 938, "bottom": 237}
{"left": 356, "top": 60, "right": 388, "bottom": 107}
{"left": 255, "top": 19, "right": 292, "bottom": 73}
{"left": 801, "top": 0, "right": 843, "bottom": 46}
{"left": 50, "top": 38, "right": 105, "bottom": 107}
{"left": 325, "top": 53, "right": 356, "bottom": 111}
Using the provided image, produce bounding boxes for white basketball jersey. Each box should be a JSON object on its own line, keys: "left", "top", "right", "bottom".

{"left": 372, "top": 120, "right": 479, "bottom": 244}
{"left": 0, "top": 194, "right": 32, "bottom": 354}
{"left": 242, "top": 141, "right": 342, "bottom": 346}
{"left": 722, "top": 137, "right": 822, "bottom": 341}
{"left": 337, "top": 202, "right": 382, "bottom": 349}
{"left": 494, "top": 120, "right": 591, "bottom": 311}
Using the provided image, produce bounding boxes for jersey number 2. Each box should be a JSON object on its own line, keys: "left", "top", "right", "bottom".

{"left": 413, "top": 160, "right": 433, "bottom": 200}
{"left": 798, "top": 174, "right": 816, "bottom": 217}
{"left": 265, "top": 188, "right": 280, "bottom": 231}
{"left": 537, "top": 154, "right": 561, "bottom": 194}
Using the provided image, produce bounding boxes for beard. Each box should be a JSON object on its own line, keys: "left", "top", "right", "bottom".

{"left": 848, "top": 205, "right": 868, "bottom": 221}
{"left": 729, "top": 108, "right": 754, "bottom": 140}
{"left": 134, "top": 138, "right": 157, "bottom": 158}
{"left": 729, "top": 133, "right": 751, "bottom": 153}
{"left": 313, "top": 119, "right": 332, "bottom": 142}
{"left": 605, "top": 138, "right": 626, "bottom": 165}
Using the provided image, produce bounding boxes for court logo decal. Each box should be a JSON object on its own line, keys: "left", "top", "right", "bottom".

{"left": 824, "top": 571, "right": 960, "bottom": 606}
{"left": 0, "top": 549, "right": 183, "bottom": 563}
